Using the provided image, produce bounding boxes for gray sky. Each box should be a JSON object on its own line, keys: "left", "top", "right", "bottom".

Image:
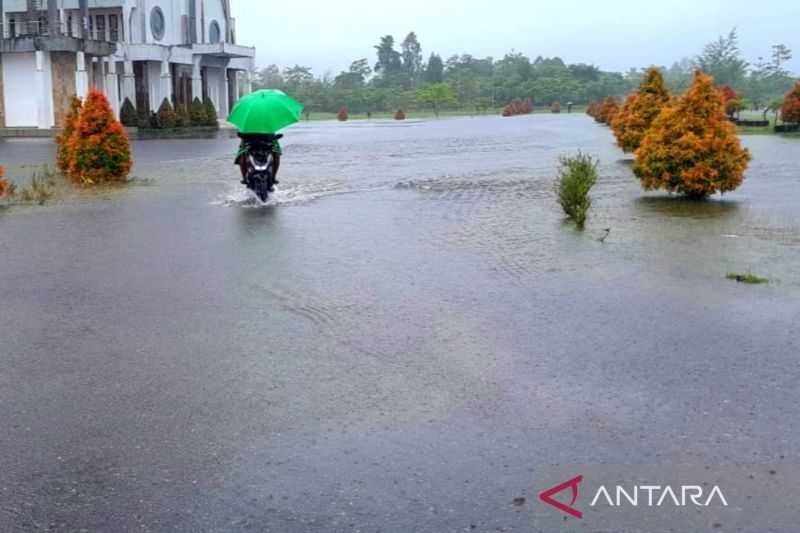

{"left": 232, "top": 0, "right": 799, "bottom": 76}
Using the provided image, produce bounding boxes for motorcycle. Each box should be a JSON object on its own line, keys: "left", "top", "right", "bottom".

{"left": 238, "top": 134, "right": 282, "bottom": 202}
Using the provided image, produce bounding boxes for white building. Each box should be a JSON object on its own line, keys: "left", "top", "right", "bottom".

{"left": 0, "top": 0, "right": 255, "bottom": 129}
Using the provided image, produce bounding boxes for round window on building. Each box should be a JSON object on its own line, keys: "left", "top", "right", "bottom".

{"left": 209, "top": 21, "right": 221, "bottom": 44}
{"left": 150, "top": 7, "right": 165, "bottom": 41}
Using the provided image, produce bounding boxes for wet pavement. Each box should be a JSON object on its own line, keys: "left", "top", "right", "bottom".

{"left": 0, "top": 116, "right": 799, "bottom": 532}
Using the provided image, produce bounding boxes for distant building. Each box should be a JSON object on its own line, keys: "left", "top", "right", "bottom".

{"left": 0, "top": 0, "right": 255, "bottom": 129}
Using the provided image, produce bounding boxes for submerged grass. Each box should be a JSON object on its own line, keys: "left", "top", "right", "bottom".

{"left": 727, "top": 272, "right": 769, "bottom": 285}
{"left": 2, "top": 166, "right": 64, "bottom": 206}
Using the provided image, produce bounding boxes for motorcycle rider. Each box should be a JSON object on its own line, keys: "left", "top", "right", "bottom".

{"left": 234, "top": 132, "right": 282, "bottom": 189}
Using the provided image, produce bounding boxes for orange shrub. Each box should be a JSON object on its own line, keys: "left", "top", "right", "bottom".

{"left": 634, "top": 71, "right": 751, "bottom": 197}
{"left": 0, "top": 165, "right": 12, "bottom": 199}
{"left": 586, "top": 101, "right": 602, "bottom": 118}
{"left": 56, "top": 96, "right": 83, "bottom": 174}
{"left": 394, "top": 109, "right": 406, "bottom": 120}
{"left": 502, "top": 97, "right": 533, "bottom": 117}
{"left": 65, "top": 89, "right": 132, "bottom": 184}
{"left": 612, "top": 68, "right": 671, "bottom": 152}
{"left": 551, "top": 101, "right": 561, "bottom": 113}
{"left": 337, "top": 107, "right": 349, "bottom": 121}
{"left": 596, "top": 96, "right": 619, "bottom": 124}
{"left": 782, "top": 81, "right": 800, "bottom": 124}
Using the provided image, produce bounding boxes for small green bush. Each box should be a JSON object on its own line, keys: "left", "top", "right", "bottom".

{"left": 556, "top": 152, "right": 598, "bottom": 229}
{"left": 120, "top": 98, "right": 138, "bottom": 127}
{"left": 175, "top": 105, "right": 191, "bottom": 128}
{"left": 157, "top": 98, "right": 177, "bottom": 129}
{"left": 190, "top": 97, "right": 207, "bottom": 126}
{"left": 203, "top": 98, "right": 219, "bottom": 128}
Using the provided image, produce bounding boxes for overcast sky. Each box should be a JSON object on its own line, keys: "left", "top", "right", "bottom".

{"left": 232, "top": 0, "right": 799, "bottom": 76}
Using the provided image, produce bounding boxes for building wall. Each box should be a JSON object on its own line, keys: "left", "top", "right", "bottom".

{"left": 3, "top": 53, "right": 39, "bottom": 127}
{"left": 51, "top": 52, "right": 78, "bottom": 129}
{"left": 204, "top": 65, "right": 222, "bottom": 112}
{"left": 147, "top": 59, "right": 162, "bottom": 109}
{"left": 0, "top": 56, "right": 5, "bottom": 128}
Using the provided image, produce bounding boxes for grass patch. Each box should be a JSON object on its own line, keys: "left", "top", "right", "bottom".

{"left": 556, "top": 152, "right": 598, "bottom": 230}
{"left": 726, "top": 272, "right": 769, "bottom": 285}
{"left": 2, "top": 166, "right": 65, "bottom": 206}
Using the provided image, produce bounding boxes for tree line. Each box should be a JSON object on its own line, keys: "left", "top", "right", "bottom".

{"left": 252, "top": 29, "right": 795, "bottom": 116}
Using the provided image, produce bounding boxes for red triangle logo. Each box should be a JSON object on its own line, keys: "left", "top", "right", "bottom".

{"left": 539, "top": 475, "right": 583, "bottom": 519}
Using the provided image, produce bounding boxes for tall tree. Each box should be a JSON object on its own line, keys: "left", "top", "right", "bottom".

{"left": 424, "top": 53, "right": 444, "bottom": 83}
{"left": 374, "top": 35, "right": 403, "bottom": 84}
{"left": 334, "top": 59, "right": 372, "bottom": 89}
{"left": 282, "top": 65, "right": 314, "bottom": 90}
{"left": 695, "top": 28, "right": 749, "bottom": 87}
{"left": 401, "top": 32, "right": 423, "bottom": 86}
{"left": 254, "top": 64, "right": 284, "bottom": 89}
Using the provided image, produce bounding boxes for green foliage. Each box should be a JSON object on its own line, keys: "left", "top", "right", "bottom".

{"left": 556, "top": 153, "right": 598, "bottom": 229}
{"left": 120, "top": 98, "right": 138, "bottom": 127}
{"left": 203, "top": 98, "right": 219, "bottom": 128}
{"left": 157, "top": 98, "right": 177, "bottom": 129}
{"left": 727, "top": 272, "right": 769, "bottom": 285}
{"left": 249, "top": 31, "right": 795, "bottom": 116}
{"left": 416, "top": 83, "right": 456, "bottom": 116}
{"left": 16, "top": 167, "right": 58, "bottom": 205}
{"left": 190, "top": 97, "right": 207, "bottom": 126}
{"left": 175, "top": 105, "right": 191, "bottom": 128}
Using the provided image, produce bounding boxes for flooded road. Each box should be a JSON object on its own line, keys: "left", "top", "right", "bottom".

{"left": 1, "top": 115, "right": 799, "bottom": 532}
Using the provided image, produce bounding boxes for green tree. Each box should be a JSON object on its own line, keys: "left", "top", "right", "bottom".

{"left": 374, "top": 35, "right": 403, "bottom": 86}
{"left": 416, "top": 83, "right": 456, "bottom": 117}
{"left": 335, "top": 58, "right": 372, "bottom": 89}
{"left": 424, "top": 53, "right": 444, "bottom": 83}
{"left": 695, "top": 28, "right": 749, "bottom": 87}
{"left": 401, "top": 32, "right": 423, "bottom": 86}
{"left": 254, "top": 64, "right": 284, "bottom": 89}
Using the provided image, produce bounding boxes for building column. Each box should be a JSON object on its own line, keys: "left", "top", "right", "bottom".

{"left": 191, "top": 57, "right": 202, "bottom": 102}
{"left": 159, "top": 59, "right": 172, "bottom": 106}
{"left": 245, "top": 70, "right": 253, "bottom": 95}
{"left": 75, "top": 52, "right": 89, "bottom": 98}
{"left": 219, "top": 66, "right": 229, "bottom": 118}
{"left": 230, "top": 69, "right": 239, "bottom": 108}
{"left": 92, "top": 57, "right": 105, "bottom": 92}
{"left": 122, "top": 60, "right": 136, "bottom": 106}
{"left": 105, "top": 59, "right": 120, "bottom": 117}
{"left": 35, "top": 51, "right": 52, "bottom": 129}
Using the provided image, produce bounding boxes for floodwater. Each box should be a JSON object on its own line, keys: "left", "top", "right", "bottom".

{"left": 0, "top": 115, "right": 799, "bottom": 532}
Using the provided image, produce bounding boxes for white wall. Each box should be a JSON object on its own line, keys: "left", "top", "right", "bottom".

{"left": 3, "top": 53, "right": 44, "bottom": 127}
{"left": 205, "top": 65, "right": 222, "bottom": 111}
{"left": 201, "top": 0, "right": 226, "bottom": 43}
{"left": 147, "top": 60, "right": 163, "bottom": 110}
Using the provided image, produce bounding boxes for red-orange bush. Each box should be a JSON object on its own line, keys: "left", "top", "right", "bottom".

{"left": 612, "top": 67, "right": 671, "bottom": 152}
{"left": 65, "top": 89, "right": 132, "bottom": 184}
{"left": 394, "top": 109, "right": 406, "bottom": 120}
{"left": 782, "top": 81, "right": 800, "bottom": 124}
{"left": 0, "top": 165, "right": 12, "bottom": 199}
{"left": 596, "top": 96, "right": 619, "bottom": 124}
{"left": 634, "top": 71, "right": 751, "bottom": 197}
{"left": 718, "top": 85, "right": 738, "bottom": 104}
{"left": 586, "top": 101, "right": 601, "bottom": 119}
{"left": 502, "top": 98, "right": 533, "bottom": 117}
{"left": 551, "top": 101, "right": 561, "bottom": 113}
{"left": 337, "top": 107, "right": 349, "bottom": 121}
{"left": 56, "top": 96, "right": 83, "bottom": 174}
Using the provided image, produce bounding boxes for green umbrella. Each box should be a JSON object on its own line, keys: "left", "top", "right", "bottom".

{"left": 228, "top": 89, "right": 304, "bottom": 134}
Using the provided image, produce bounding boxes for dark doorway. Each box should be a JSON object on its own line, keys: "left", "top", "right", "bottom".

{"left": 134, "top": 61, "right": 150, "bottom": 115}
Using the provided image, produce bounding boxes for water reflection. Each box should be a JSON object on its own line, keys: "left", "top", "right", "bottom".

{"left": 634, "top": 195, "right": 743, "bottom": 219}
